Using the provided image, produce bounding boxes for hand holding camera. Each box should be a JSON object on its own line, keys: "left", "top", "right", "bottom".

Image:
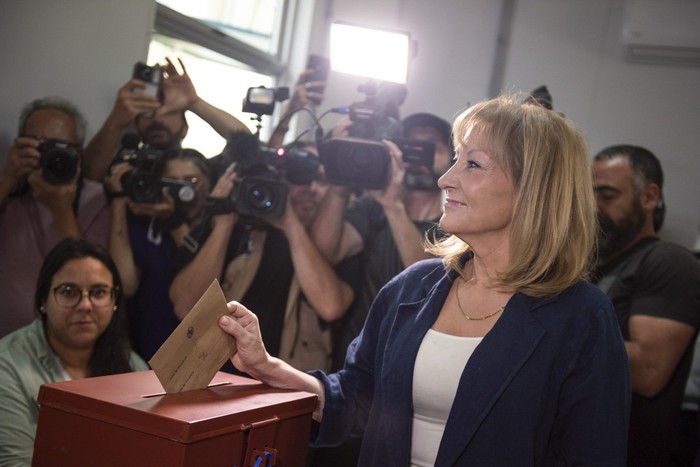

{"left": 107, "top": 161, "right": 174, "bottom": 219}
{"left": 7, "top": 136, "right": 81, "bottom": 188}
{"left": 27, "top": 160, "right": 79, "bottom": 213}
{"left": 3, "top": 136, "right": 42, "bottom": 190}
{"left": 367, "top": 140, "right": 406, "bottom": 208}
{"left": 108, "top": 134, "right": 196, "bottom": 205}
{"left": 299, "top": 54, "right": 329, "bottom": 106}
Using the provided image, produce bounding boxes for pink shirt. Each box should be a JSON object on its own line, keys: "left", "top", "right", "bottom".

{"left": 0, "top": 179, "right": 111, "bottom": 337}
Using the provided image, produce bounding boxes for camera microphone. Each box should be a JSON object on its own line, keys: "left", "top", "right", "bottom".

{"left": 114, "top": 133, "right": 141, "bottom": 164}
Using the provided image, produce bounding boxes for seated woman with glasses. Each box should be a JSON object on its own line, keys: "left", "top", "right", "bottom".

{"left": 0, "top": 238, "right": 148, "bottom": 466}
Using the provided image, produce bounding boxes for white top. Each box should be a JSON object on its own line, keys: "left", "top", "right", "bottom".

{"left": 411, "top": 329, "right": 482, "bottom": 467}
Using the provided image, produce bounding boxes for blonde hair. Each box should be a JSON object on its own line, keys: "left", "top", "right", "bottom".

{"left": 428, "top": 95, "right": 597, "bottom": 297}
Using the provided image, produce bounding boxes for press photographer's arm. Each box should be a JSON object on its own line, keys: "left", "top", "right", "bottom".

{"left": 83, "top": 57, "right": 250, "bottom": 182}
{"left": 169, "top": 164, "right": 238, "bottom": 320}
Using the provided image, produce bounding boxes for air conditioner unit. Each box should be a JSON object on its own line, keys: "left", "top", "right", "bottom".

{"left": 622, "top": 0, "right": 700, "bottom": 66}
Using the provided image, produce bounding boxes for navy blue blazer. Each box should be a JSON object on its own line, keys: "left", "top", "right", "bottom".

{"left": 311, "top": 258, "right": 630, "bottom": 466}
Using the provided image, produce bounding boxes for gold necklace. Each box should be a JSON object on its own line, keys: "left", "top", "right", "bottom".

{"left": 454, "top": 278, "right": 504, "bottom": 321}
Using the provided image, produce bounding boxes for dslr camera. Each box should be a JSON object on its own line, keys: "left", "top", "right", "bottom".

{"left": 38, "top": 140, "right": 80, "bottom": 184}
{"left": 112, "top": 134, "right": 195, "bottom": 204}
{"left": 319, "top": 81, "right": 434, "bottom": 190}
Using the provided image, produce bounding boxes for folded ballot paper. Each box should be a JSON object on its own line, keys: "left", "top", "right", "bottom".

{"left": 149, "top": 279, "right": 237, "bottom": 393}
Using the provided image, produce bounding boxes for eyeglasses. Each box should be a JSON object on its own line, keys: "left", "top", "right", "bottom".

{"left": 52, "top": 284, "right": 117, "bottom": 308}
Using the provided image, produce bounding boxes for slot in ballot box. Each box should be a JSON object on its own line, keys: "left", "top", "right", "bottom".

{"left": 32, "top": 370, "right": 317, "bottom": 467}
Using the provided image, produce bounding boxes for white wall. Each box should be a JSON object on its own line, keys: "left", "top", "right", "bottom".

{"left": 1, "top": 0, "right": 698, "bottom": 247}
{"left": 0, "top": 0, "right": 155, "bottom": 155}
{"left": 501, "top": 0, "right": 700, "bottom": 248}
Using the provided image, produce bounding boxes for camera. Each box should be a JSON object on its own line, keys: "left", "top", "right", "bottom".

{"left": 112, "top": 135, "right": 195, "bottom": 204}
{"left": 119, "top": 144, "right": 165, "bottom": 203}
{"left": 38, "top": 140, "right": 80, "bottom": 185}
{"left": 303, "top": 54, "right": 330, "bottom": 106}
{"left": 259, "top": 143, "right": 321, "bottom": 185}
{"left": 320, "top": 81, "right": 408, "bottom": 190}
{"left": 346, "top": 81, "right": 405, "bottom": 141}
{"left": 132, "top": 62, "right": 163, "bottom": 102}
{"left": 229, "top": 175, "right": 288, "bottom": 219}
{"left": 319, "top": 137, "right": 389, "bottom": 190}
{"left": 319, "top": 136, "right": 434, "bottom": 190}
{"left": 217, "top": 132, "right": 290, "bottom": 220}
{"left": 394, "top": 137, "right": 436, "bottom": 191}
{"left": 242, "top": 86, "right": 289, "bottom": 117}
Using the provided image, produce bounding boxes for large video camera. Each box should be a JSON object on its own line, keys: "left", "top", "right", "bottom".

{"left": 210, "top": 84, "right": 319, "bottom": 221}
{"left": 319, "top": 82, "right": 435, "bottom": 190}
{"left": 216, "top": 130, "right": 319, "bottom": 220}
{"left": 38, "top": 140, "right": 80, "bottom": 184}
{"left": 111, "top": 134, "right": 195, "bottom": 204}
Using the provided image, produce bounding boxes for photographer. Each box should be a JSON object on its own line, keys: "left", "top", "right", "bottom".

{"left": 104, "top": 148, "right": 236, "bottom": 361}
{"left": 169, "top": 137, "right": 356, "bottom": 372}
{"left": 311, "top": 112, "right": 452, "bottom": 370}
{"left": 0, "top": 97, "right": 111, "bottom": 337}
{"left": 82, "top": 57, "right": 250, "bottom": 182}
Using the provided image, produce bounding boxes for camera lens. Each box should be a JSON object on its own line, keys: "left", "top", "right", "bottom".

{"left": 231, "top": 176, "right": 287, "bottom": 219}
{"left": 350, "top": 150, "right": 375, "bottom": 173}
{"left": 246, "top": 183, "right": 276, "bottom": 213}
{"left": 39, "top": 143, "right": 79, "bottom": 185}
{"left": 126, "top": 173, "right": 161, "bottom": 203}
{"left": 177, "top": 185, "right": 196, "bottom": 203}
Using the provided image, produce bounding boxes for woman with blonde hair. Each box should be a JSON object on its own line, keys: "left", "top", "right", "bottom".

{"left": 218, "top": 95, "right": 630, "bottom": 466}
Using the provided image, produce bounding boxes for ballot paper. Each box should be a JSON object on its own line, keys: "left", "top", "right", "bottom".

{"left": 149, "top": 279, "right": 237, "bottom": 393}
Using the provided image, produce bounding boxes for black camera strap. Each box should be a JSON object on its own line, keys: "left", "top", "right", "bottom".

{"left": 71, "top": 176, "right": 83, "bottom": 217}
{"left": 176, "top": 213, "right": 213, "bottom": 267}
{"left": 203, "top": 196, "right": 231, "bottom": 216}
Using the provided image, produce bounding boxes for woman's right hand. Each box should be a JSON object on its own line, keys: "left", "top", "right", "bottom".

{"left": 219, "top": 301, "right": 272, "bottom": 377}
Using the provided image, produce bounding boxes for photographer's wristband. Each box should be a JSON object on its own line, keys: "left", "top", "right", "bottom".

{"left": 204, "top": 196, "right": 232, "bottom": 216}
{"left": 105, "top": 189, "right": 127, "bottom": 202}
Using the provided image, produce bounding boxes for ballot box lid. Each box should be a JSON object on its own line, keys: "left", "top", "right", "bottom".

{"left": 36, "top": 370, "right": 317, "bottom": 443}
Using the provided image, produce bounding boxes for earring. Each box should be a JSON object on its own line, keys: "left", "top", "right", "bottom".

{"left": 113, "top": 306, "right": 117, "bottom": 312}
{"left": 40, "top": 306, "right": 45, "bottom": 314}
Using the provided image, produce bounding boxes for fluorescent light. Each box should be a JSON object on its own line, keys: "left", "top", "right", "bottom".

{"left": 330, "top": 22, "right": 410, "bottom": 84}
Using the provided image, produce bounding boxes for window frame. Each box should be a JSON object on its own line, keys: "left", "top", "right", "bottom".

{"left": 153, "top": 2, "right": 293, "bottom": 78}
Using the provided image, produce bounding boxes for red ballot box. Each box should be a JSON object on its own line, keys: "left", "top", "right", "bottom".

{"left": 32, "top": 370, "right": 317, "bottom": 467}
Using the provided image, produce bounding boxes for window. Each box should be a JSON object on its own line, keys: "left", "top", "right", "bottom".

{"left": 157, "top": 0, "right": 287, "bottom": 55}
{"left": 149, "top": 0, "right": 295, "bottom": 156}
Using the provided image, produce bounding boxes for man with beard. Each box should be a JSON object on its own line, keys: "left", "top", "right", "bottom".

{"left": 81, "top": 57, "right": 249, "bottom": 181}
{"left": 591, "top": 144, "right": 700, "bottom": 467}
